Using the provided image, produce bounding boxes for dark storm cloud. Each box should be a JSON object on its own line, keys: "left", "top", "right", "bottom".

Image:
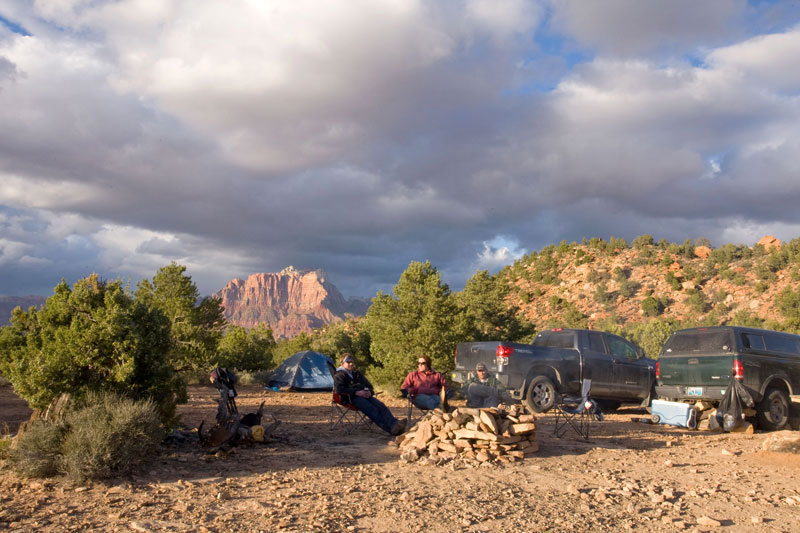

{"left": 1, "top": 1, "right": 799, "bottom": 300}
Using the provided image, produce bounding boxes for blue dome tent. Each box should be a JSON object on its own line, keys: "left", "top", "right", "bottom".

{"left": 267, "top": 350, "right": 336, "bottom": 391}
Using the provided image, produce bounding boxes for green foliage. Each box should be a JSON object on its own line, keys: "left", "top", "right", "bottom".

{"left": 729, "top": 310, "right": 766, "bottom": 328}
{"left": 754, "top": 263, "right": 777, "bottom": 282}
{"left": 704, "top": 303, "right": 730, "bottom": 325}
{"left": 708, "top": 243, "right": 752, "bottom": 266}
{"left": 594, "top": 283, "right": 614, "bottom": 306}
{"left": 8, "top": 419, "right": 66, "bottom": 478}
{"left": 272, "top": 332, "right": 313, "bottom": 366}
{"left": 310, "top": 319, "right": 373, "bottom": 368}
{"left": 135, "top": 262, "right": 226, "bottom": 373}
{"left": 767, "top": 250, "right": 788, "bottom": 272}
{"left": 587, "top": 269, "right": 609, "bottom": 284}
{"left": 641, "top": 296, "right": 666, "bottom": 317}
{"left": 216, "top": 324, "right": 275, "bottom": 372}
{"left": 617, "top": 278, "right": 639, "bottom": 299}
{"left": 665, "top": 271, "right": 682, "bottom": 291}
{"left": 457, "top": 270, "right": 534, "bottom": 342}
{"left": 679, "top": 238, "right": 695, "bottom": 258}
{"left": 777, "top": 288, "right": 800, "bottom": 320}
{"left": 364, "top": 261, "right": 466, "bottom": 386}
{"left": 632, "top": 234, "right": 654, "bottom": 249}
{"left": 8, "top": 394, "right": 162, "bottom": 481}
{"left": 60, "top": 393, "right": 162, "bottom": 481}
{"left": 685, "top": 289, "right": 709, "bottom": 314}
{"left": 608, "top": 236, "right": 629, "bottom": 252}
{"left": 625, "top": 319, "right": 680, "bottom": 359}
{"left": 561, "top": 303, "right": 588, "bottom": 329}
{"left": 0, "top": 275, "right": 182, "bottom": 426}
{"left": 754, "top": 281, "right": 770, "bottom": 295}
{"left": 593, "top": 315, "right": 624, "bottom": 336}
{"left": 0, "top": 436, "right": 10, "bottom": 459}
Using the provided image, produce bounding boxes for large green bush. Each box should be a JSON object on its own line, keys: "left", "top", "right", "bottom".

{"left": 0, "top": 274, "right": 182, "bottom": 426}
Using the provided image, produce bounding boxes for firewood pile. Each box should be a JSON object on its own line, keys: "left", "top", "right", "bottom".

{"left": 395, "top": 404, "right": 538, "bottom": 465}
{"left": 694, "top": 400, "right": 755, "bottom": 433}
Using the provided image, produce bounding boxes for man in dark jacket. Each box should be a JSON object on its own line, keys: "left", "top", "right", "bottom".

{"left": 463, "top": 362, "right": 506, "bottom": 408}
{"left": 334, "top": 354, "right": 407, "bottom": 435}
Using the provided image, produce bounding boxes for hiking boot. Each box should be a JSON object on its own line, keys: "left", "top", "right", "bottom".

{"left": 391, "top": 418, "right": 408, "bottom": 435}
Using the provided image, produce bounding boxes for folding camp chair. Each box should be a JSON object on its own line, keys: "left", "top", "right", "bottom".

{"left": 329, "top": 392, "right": 374, "bottom": 434}
{"left": 552, "top": 379, "right": 603, "bottom": 440}
{"left": 405, "top": 393, "right": 431, "bottom": 428}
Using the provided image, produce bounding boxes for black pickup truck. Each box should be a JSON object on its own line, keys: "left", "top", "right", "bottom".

{"left": 655, "top": 325, "right": 800, "bottom": 430}
{"left": 451, "top": 328, "right": 656, "bottom": 413}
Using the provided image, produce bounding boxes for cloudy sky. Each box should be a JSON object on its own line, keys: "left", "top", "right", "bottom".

{"left": 1, "top": 1, "right": 799, "bottom": 300}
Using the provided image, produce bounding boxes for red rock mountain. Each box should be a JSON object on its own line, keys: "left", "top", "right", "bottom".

{"left": 213, "top": 267, "right": 368, "bottom": 339}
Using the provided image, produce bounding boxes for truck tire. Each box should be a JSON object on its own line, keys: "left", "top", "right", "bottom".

{"left": 757, "top": 387, "right": 790, "bottom": 431}
{"left": 524, "top": 376, "right": 556, "bottom": 413}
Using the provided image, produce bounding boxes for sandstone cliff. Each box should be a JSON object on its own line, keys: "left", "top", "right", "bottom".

{"left": 214, "top": 266, "right": 368, "bottom": 339}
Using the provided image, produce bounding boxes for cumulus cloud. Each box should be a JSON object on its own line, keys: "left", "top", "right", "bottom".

{"left": 0, "top": 1, "right": 799, "bottom": 300}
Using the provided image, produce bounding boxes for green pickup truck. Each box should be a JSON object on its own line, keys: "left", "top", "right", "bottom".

{"left": 655, "top": 326, "right": 800, "bottom": 430}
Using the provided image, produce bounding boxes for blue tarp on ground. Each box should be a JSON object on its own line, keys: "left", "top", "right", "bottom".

{"left": 267, "top": 350, "right": 336, "bottom": 390}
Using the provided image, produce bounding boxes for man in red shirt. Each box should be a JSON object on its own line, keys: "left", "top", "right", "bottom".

{"left": 401, "top": 355, "right": 450, "bottom": 411}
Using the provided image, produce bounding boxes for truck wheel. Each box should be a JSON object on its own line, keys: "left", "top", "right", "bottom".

{"left": 757, "top": 387, "right": 790, "bottom": 431}
{"left": 525, "top": 376, "right": 556, "bottom": 413}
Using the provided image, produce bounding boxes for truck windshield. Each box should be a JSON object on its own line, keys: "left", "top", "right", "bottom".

{"left": 663, "top": 329, "right": 733, "bottom": 354}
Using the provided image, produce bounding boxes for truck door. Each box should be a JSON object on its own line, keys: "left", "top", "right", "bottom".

{"left": 582, "top": 332, "right": 614, "bottom": 396}
{"left": 607, "top": 334, "right": 648, "bottom": 398}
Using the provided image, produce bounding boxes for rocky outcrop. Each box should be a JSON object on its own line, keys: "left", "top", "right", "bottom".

{"left": 758, "top": 235, "right": 781, "bottom": 251}
{"left": 214, "top": 266, "right": 368, "bottom": 339}
{"left": 694, "top": 245, "right": 711, "bottom": 259}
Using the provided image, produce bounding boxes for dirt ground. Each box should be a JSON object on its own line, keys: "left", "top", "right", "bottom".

{"left": 1, "top": 384, "right": 800, "bottom": 532}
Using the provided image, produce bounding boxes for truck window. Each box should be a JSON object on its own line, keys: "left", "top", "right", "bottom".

{"left": 588, "top": 332, "right": 606, "bottom": 353}
{"left": 663, "top": 329, "right": 733, "bottom": 353}
{"left": 533, "top": 331, "right": 575, "bottom": 349}
{"left": 608, "top": 335, "right": 638, "bottom": 360}
{"left": 741, "top": 333, "right": 765, "bottom": 350}
{"left": 764, "top": 334, "right": 800, "bottom": 355}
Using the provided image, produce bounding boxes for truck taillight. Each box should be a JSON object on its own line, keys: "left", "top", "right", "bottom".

{"left": 733, "top": 359, "right": 744, "bottom": 380}
{"left": 497, "top": 345, "right": 513, "bottom": 366}
{"left": 655, "top": 361, "right": 660, "bottom": 379}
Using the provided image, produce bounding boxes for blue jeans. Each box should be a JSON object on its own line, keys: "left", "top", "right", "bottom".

{"left": 351, "top": 396, "right": 398, "bottom": 434}
{"left": 412, "top": 394, "right": 441, "bottom": 410}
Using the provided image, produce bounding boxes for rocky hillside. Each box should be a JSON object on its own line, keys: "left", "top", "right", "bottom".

{"left": 214, "top": 266, "right": 369, "bottom": 339}
{"left": 501, "top": 235, "right": 798, "bottom": 330}
{"left": 0, "top": 295, "right": 46, "bottom": 326}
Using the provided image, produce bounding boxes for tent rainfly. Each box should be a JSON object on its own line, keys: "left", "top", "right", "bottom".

{"left": 267, "top": 350, "right": 336, "bottom": 391}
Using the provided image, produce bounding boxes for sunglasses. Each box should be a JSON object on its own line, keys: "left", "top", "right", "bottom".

{"left": 343, "top": 360, "right": 354, "bottom": 364}
{"left": 477, "top": 369, "right": 487, "bottom": 372}
{"left": 417, "top": 361, "right": 427, "bottom": 365}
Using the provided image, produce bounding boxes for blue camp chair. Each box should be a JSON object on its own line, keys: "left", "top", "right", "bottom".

{"left": 552, "top": 379, "right": 603, "bottom": 440}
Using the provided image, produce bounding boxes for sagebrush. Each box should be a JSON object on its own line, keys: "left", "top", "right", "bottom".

{"left": 8, "top": 393, "right": 163, "bottom": 481}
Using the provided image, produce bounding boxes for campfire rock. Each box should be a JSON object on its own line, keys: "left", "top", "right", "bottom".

{"left": 398, "top": 404, "right": 537, "bottom": 465}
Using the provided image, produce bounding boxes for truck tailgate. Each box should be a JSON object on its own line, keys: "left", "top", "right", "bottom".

{"left": 658, "top": 354, "right": 735, "bottom": 393}
{"left": 455, "top": 342, "right": 500, "bottom": 374}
